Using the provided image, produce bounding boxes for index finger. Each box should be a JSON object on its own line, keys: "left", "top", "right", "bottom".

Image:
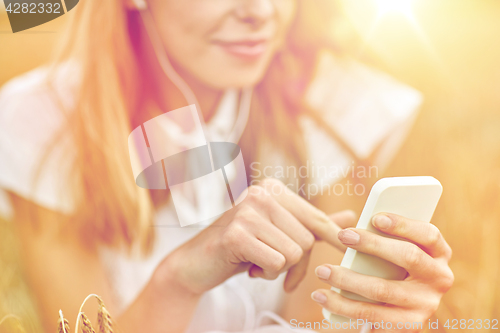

{"left": 258, "top": 178, "right": 346, "bottom": 251}
{"left": 372, "top": 213, "right": 452, "bottom": 260}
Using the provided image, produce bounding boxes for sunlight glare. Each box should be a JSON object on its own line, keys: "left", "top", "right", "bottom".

{"left": 374, "top": 0, "right": 416, "bottom": 19}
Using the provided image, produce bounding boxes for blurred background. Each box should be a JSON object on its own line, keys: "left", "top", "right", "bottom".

{"left": 1, "top": 0, "right": 499, "bottom": 332}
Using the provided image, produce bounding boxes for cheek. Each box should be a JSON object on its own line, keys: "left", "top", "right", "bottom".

{"left": 150, "top": 0, "right": 221, "bottom": 58}
{"left": 278, "top": 0, "right": 298, "bottom": 28}
{"left": 147, "top": 0, "right": 298, "bottom": 89}
{"left": 274, "top": 0, "right": 297, "bottom": 39}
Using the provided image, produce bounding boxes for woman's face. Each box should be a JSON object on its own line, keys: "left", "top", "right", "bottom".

{"left": 147, "top": 0, "right": 297, "bottom": 89}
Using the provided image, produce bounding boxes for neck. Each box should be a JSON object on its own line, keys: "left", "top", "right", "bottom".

{"left": 139, "top": 29, "right": 223, "bottom": 123}
{"left": 162, "top": 64, "right": 223, "bottom": 123}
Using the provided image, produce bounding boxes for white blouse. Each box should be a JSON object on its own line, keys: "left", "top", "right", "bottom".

{"left": 0, "top": 51, "right": 422, "bottom": 333}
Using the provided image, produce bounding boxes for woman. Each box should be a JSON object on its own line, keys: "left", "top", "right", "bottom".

{"left": 0, "top": 0, "right": 453, "bottom": 332}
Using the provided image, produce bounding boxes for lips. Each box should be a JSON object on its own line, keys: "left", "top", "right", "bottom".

{"left": 213, "top": 39, "right": 269, "bottom": 59}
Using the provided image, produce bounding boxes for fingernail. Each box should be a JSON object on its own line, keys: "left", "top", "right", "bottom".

{"left": 311, "top": 291, "right": 327, "bottom": 304}
{"left": 360, "top": 323, "right": 372, "bottom": 333}
{"left": 373, "top": 214, "right": 392, "bottom": 229}
{"left": 315, "top": 266, "right": 331, "bottom": 280}
{"left": 338, "top": 229, "right": 359, "bottom": 245}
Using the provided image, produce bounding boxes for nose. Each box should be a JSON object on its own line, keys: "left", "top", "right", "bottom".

{"left": 234, "top": 0, "right": 276, "bottom": 27}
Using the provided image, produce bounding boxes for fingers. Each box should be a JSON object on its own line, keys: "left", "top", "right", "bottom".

{"left": 231, "top": 179, "right": 360, "bottom": 289}
{"left": 338, "top": 228, "right": 444, "bottom": 279}
{"left": 253, "top": 221, "right": 304, "bottom": 271}
{"left": 371, "top": 213, "right": 452, "bottom": 260}
{"left": 329, "top": 210, "right": 358, "bottom": 229}
{"left": 243, "top": 188, "right": 315, "bottom": 285}
{"left": 284, "top": 249, "right": 312, "bottom": 292}
{"left": 240, "top": 209, "right": 303, "bottom": 279}
{"left": 310, "top": 288, "right": 395, "bottom": 323}
{"left": 315, "top": 265, "right": 425, "bottom": 307}
{"left": 237, "top": 234, "right": 286, "bottom": 279}
{"left": 257, "top": 179, "right": 346, "bottom": 250}
{"left": 260, "top": 193, "right": 316, "bottom": 253}
{"left": 261, "top": 199, "right": 315, "bottom": 292}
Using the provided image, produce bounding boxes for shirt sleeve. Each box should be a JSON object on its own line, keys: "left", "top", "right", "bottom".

{"left": 302, "top": 51, "right": 423, "bottom": 187}
{"left": 0, "top": 66, "right": 76, "bottom": 219}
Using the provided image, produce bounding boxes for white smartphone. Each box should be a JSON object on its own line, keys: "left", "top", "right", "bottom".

{"left": 323, "top": 176, "right": 443, "bottom": 323}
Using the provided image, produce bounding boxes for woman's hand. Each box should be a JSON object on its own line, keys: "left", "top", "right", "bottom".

{"left": 311, "top": 213, "right": 454, "bottom": 332}
{"left": 156, "top": 178, "right": 356, "bottom": 296}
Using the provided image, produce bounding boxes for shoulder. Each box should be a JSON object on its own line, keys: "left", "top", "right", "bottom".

{"left": 0, "top": 62, "right": 80, "bottom": 214}
{"left": 306, "top": 50, "right": 422, "bottom": 114}
{"left": 0, "top": 62, "right": 79, "bottom": 137}
{"left": 304, "top": 51, "right": 422, "bottom": 159}
{"left": 301, "top": 51, "right": 423, "bottom": 185}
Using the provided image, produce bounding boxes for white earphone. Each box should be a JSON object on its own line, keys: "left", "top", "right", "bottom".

{"left": 133, "top": 0, "right": 253, "bottom": 146}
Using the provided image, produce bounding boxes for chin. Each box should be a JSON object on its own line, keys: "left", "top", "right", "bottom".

{"left": 211, "top": 71, "right": 266, "bottom": 89}
{"left": 199, "top": 60, "right": 272, "bottom": 89}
